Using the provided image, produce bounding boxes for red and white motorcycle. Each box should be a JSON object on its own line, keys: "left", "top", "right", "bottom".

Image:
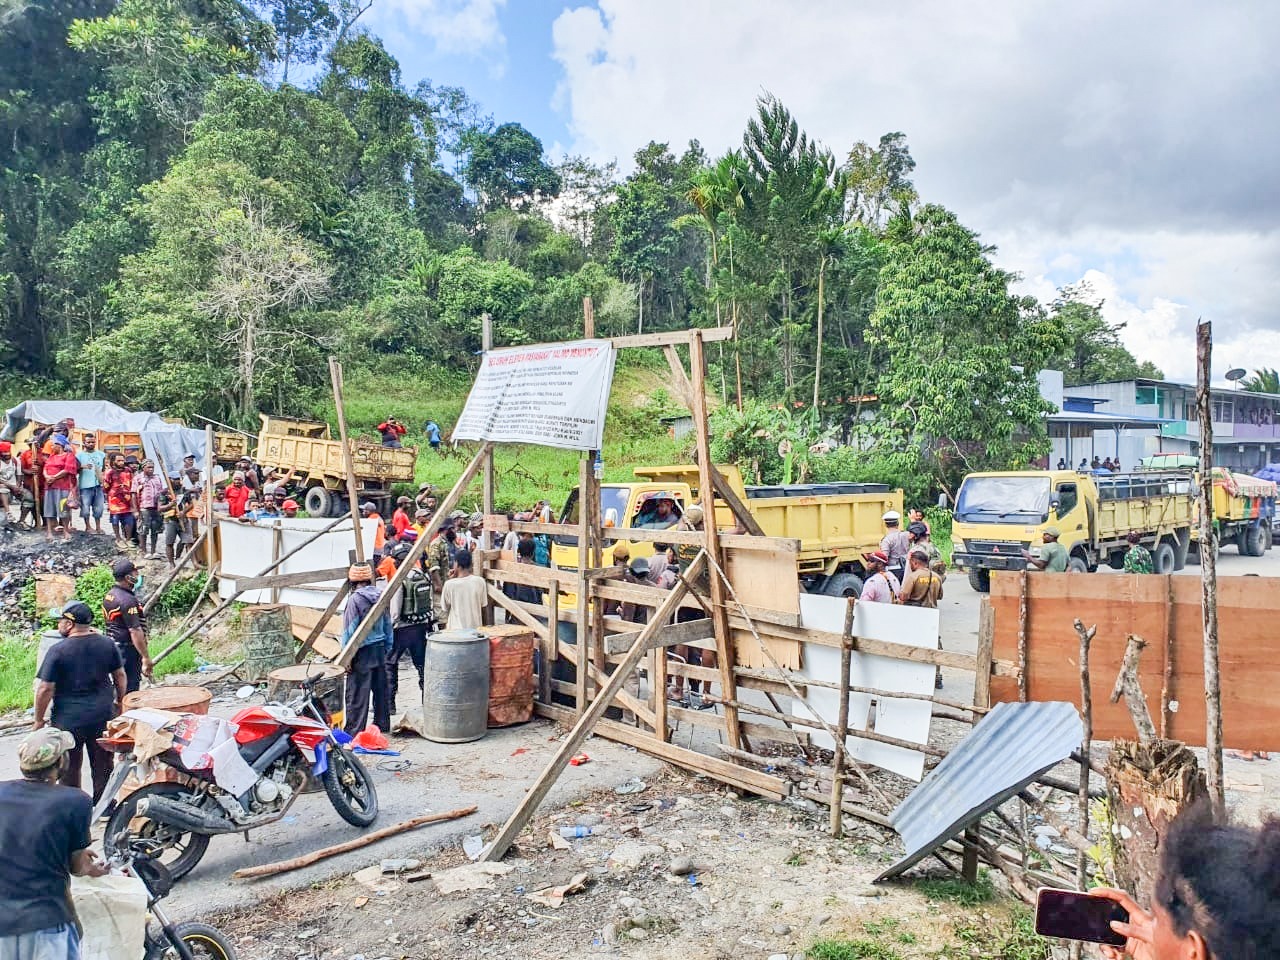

{"left": 97, "top": 673, "right": 378, "bottom": 881}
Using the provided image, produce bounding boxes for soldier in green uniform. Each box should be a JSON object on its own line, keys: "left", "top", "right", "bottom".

{"left": 1122, "top": 531, "right": 1154, "bottom": 574}
{"left": 1022, "top": 526, "right": 1069, "bottom": 572}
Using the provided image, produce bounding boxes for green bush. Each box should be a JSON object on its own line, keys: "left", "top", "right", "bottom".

{"left": 152, "top": 572, "right": 209, "bottom": 621}
{"left": 74, "top": 565, "right": 116, "bottom": 631}
{"left": 0, "top": 635, "right": 37, "bottom": 713}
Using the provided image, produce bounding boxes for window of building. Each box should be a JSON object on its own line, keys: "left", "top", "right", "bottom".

{"left": 1135, "top": 386, "right": 1158, "bottom": 406}
{"left": 1213, "top": 397, "right": 1233, "bottom": 423}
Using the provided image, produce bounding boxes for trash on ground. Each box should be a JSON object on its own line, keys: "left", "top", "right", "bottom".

{"left": 525, "top": 872, "right": 589, "bottom": 908}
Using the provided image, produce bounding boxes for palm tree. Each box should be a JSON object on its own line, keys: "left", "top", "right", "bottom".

{"left": 1243, "top": 367, "right": 1280, "bottom": 394}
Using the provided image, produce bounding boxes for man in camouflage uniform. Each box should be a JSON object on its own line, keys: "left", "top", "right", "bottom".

{"left": 1122, "top": 531, "right": 1154, "bottom": 574}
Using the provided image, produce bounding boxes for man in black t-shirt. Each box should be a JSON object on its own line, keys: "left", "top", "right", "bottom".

{"left": 0, "top": 728, "right": 108, "bottom": 957}
{"left": 35, "top": 601, "right": 125, "bottom": 801}
{"left": 101, "top": 557, "right": 152, "bottom": 692}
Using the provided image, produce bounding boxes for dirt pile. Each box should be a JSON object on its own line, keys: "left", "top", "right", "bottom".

{"left": 0, "top": 527, "right": 122, "bottom": 622}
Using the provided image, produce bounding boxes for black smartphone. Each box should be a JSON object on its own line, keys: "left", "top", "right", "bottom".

{"left": 1035, "top": 888, "right": 1129, "bottom": 946}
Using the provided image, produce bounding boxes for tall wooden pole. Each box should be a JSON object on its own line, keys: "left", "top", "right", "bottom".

{"left": 203, "top": 424, "right": 215, "bottom": 567}
{"left": 328, "top": 357, "right": 366, "bottom": 563}
{"left": 1195, "top": 320, "right": 1225, "bottom": 818}
{"left": 481, "top": 312, "right": 494, "bottom": 521}
{"left": 691, "top": 330, "right": 742, "bottom": 750}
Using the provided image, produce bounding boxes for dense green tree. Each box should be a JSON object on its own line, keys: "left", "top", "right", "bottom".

{"left": 256, "top": 0, "right": 336, "bottom": 82}
{"left": 460, "top": 122, "right": 561, "bottom": 211}
{"left": 1243, "top": 368, "right": 1280, "bottom": 394}
{"left": 1043, "top": 283, "right": 1164, "bottom": 385}
{"left": 868, "top": 205, "right": 1065, "bottom": 493}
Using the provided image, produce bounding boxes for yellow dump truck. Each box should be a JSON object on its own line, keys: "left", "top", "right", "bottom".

{"left": 1139, "top": 455, "right": 1276, "bottom": 556}
{"left": 952, "top": 469, "right": 1195, "bottom": 592}
{"left": 253, "top": 414, "right": 417, "bottom": 517}
{"left": 551, "top": 464, "right": 903, "bottom": 597}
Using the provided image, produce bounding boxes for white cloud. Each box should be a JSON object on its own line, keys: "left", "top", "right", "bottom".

{"left": 373, "top": 0, "right": 506, "bottom": 56}
{"left": 549, "top": 1, "right": 1280, "bottom": 383}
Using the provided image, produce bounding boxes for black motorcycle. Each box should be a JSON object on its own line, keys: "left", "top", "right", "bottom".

{"left": 107, "top": 847, "right": 238, "bottom": 959}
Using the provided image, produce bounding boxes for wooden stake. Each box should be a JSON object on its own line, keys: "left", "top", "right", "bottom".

{"left": 574, "top": 457, "right": 591, "bottom": 717}
{"left": 1017, "top": 570, "right": 1030, "bottom": 701}
{"left": 1195, "top": 318, "right": 1225, "bottom": 818}
{"left": 1160, "top": 575, "right": 1176, "bottom": 739}
{"left": 690, "top": 330, "right": 743, "bottom": 751}
{"left": 481, "top": 312, "right": 495, "bottom": 520}
{"left": 974, "top": 596, "right": 994, "bottom": 710}
{"left": 232, "top": 806, "right": 478, "bottom": 880}
{"left": 328, "top": 357, "right": 366, "bottom": 563}
{"left": 483, "top": 552, "right": 707, "bottom": 862}
{"left": 1074, "top": 618, "right": 1096, "bottom": 893}
{"left": 141, "top": 530, "right": 207, "bottom": 614}
{"left": 170, "top": 562, "right": 218, "bottom": 638}
{"left": 539, "top": 578, "right": 558, "bottom": 706}
{"left": 203, "top": 424, "right": 216, "bottom": 567}
{"left": 829, "top": 597, "right": 855, "bottom": 838}
{"left": 1111, "top": 634, "right": 1156, "bottom": 744}
{"left": 336, "top": 444, "right": 492, "bottom": 667}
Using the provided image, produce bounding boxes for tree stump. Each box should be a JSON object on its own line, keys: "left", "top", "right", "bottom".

{"left": 1105, "top": 739, "right": 1207, "bottom": 905}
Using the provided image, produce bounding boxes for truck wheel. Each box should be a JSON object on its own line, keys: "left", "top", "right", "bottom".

{"left": 1246, "top": 525, "right": 1266, "bottom": 557}
{"left": 967, "top": 568, "right": 990, "bottom": 593}
{"left": 1153, "top": 541, "right": 1176, "bottom": 574}
{"left": 1107, "top": 551, "right": 1126, "bottom": 570}
{"left": 304, "top": 486, "right": 332, "bottom": 517}
{"left": 822, "top": 573, "right": 864, "bottom": 599}
{"left": 1068, "top": 556, "right": 1088, "bottom": 574}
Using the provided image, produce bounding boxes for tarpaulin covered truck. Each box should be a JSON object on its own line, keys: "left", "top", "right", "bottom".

{"left": 952, "top": 469, "right": 1195, "bottom": 592}
{"left": 1139, "top": 455, "right": 1276, "bottom": 555}
{"left": 552, "top": 464, "right": 903, "bottom": 597}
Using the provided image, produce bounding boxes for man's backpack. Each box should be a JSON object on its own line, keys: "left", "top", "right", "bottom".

{"left": 400, "top": 570, "right": 433, "bottom": 625}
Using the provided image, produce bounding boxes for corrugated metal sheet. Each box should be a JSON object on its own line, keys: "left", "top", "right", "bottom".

{"left": 876, "top": 700, "right": 1082, "bottom": 881}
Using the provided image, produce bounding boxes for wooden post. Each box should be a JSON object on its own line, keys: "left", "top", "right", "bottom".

{"left": 269, "top": 523, "right": 283, "bottom": 604}
{"left": 204, "top": 424, "right": 216, "bottom": 567}
{"left": 481, "top": 312, "right": 495, "bottom": 521}
{"left": 974, "top": 596, "right": 994, "bottom": 710}
{"left": 690, "top": 330, "right": 743, "bottom": 751}
{"left": 1017, "top": 570, "right": 1030, "bottom": 702}
{"left": 539, "top": 578, "right": 558, "bottom": 706}
{"left": 828, "top": 597, "right": 855, "bottom": 837}
{"left": 1195, "top": 319, "right": 1224, "bottom": 818}
{"left": 574, "top": 457, "right": 591, "bottom": 716}
{"left": 1160, "top": 575, "right": 1176, "bottom": 739}
{"left": 328, "top": 357, "right": 366, "bottom": 563}
{"left": 1074, "top": 619, "right": 1096, "bottom": 893}
{"left": 336, "top": 444, "right": 492, "bottom": 668}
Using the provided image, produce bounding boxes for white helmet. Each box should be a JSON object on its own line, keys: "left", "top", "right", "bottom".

{"left": 882, "top": 510, "right": 901, "bottom": 524}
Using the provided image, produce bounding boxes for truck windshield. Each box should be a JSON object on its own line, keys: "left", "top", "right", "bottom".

{"left": 955, "top": 476, "right": 1051, "bottom": 523}
{"left": 555, "top": 487, "right": 632, "bottom": 546}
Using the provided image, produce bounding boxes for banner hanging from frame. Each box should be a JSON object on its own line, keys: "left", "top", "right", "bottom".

{"left": 452, "top": 339, "right": 616, "bottom": 451}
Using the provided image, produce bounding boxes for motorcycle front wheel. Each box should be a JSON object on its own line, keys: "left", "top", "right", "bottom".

{"left": 145, "top": 921, "right": 238, "bottom": 960}
{"left": 104, "top": 783, "right": 211, "bottom": 881}
{"left": 322, "top": 746, "right": 378, "bottom": 827}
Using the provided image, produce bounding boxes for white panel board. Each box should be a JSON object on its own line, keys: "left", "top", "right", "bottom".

{"left": 793, "top": 595, "right": 939, "bottom": 781}
{"left": 216, "top": 518, "right": 381, "bottom": 609}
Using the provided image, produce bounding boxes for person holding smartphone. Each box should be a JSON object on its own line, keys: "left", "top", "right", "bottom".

{"left": 1088, "top": 805, "right": 1276, "bottom": 960}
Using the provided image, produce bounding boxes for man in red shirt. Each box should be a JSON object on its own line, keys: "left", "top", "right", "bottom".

{"left": 391, "top": 496, "right": 412, "bottom": 538}
{"left": 376, "top": 417, "right": 407, "bottom": 448}
{"left": 40, "top": 437, "right": 77, "bottom": 541}
{"left": 224, "top": 472, "right": 250, "bottom": 518}
{"left": 103, "top": 453, "right": 135, "bottom": 544}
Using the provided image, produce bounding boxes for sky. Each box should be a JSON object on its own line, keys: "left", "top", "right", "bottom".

{"left": 361, "top": 0, "right": 1279, "bottom": 384}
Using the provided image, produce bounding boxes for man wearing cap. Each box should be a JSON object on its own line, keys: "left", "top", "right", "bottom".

{"left": 0, "top": 441, "right": 19, "bottom": 522}
{"left": 377, "top": 416, "right": 407, "bottom": 448}
{"left": 34, "top": 602, "right": 125, "bottom": 801}
{"left": 0, "top": 728, "right": 109, "bottom": 958}
{"left": 427, "top": 518, "right": 456, "bottom": 592}
{"left": 635, "top": 493, "right": 679, "bottom": 529}
{"left": 414, "top": 482, "right": 434, "bottom": 514}
{"left": 1021, "top": 527, "right": 1069, "bottom": 572}
{"left": 102, "top": 558, "right": 152, "bottom": 692}
{"left": 360, "top": 501, "right": 387, "bottom": 557}
{"left": 907, "top": 522, "right": 946, "bottom": 578}
{"left": 386, "top": 542, "right": 431, "bottom": 713}
{"left": 391, "top": 496, "right": 413, "bottom": 539}
{"left": 1122, "top": 531, "right": 1154, "bottom": 574}
{"left": 281, "top": 498, "right": 300, "bottom": 518}
{"left": 859, "top": 551, "right": 901, "bottom": 603}
{"left": 341, "top": 563, "right": 393, "bottom": 735}
{"left": 879, "top": 511, "right": 910, "bottom": 579}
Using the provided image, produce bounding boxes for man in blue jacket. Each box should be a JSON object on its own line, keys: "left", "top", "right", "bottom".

{"left": 341, "top": 563, "right": 393, "bottom": 735}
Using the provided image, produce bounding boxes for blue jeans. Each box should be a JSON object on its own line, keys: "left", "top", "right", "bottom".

{"left": 78, "top": 485, "right": 104, "bottom": 522}
{"left": 0, "top": 923, "right": 80, "bottom": 960}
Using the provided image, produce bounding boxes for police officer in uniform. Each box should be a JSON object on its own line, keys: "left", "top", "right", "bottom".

{"left": 101, "top": 558, "right": 152, "bottom": 693}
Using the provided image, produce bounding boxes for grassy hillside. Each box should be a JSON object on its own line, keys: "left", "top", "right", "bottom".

{"left": 323, "top": 355, "right": 695, "bottom": 513}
